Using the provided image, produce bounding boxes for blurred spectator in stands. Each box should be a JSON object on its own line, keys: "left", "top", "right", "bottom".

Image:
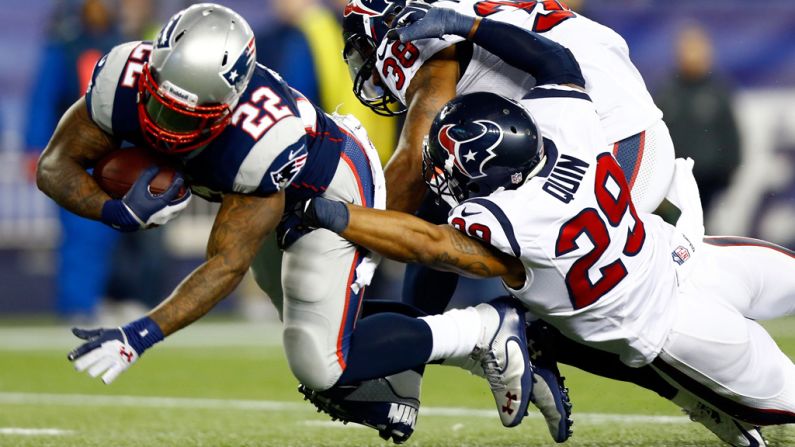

{"left": 25, "top": 0, "right": 121, "bottom": 323}
{"left": 256, "top": 0, "right": 396, "bottom": 164}
{"left": 119, "top": 0, "right": 159, "bottom": 41}
{"left": 564, "top": 0, "right": 587, "bottom": 14}
{"left": 656, "top": 22, "right": 741, "bottom": 219}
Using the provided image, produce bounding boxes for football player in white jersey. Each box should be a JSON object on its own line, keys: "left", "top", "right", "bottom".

{"left": 338, "top": 0, "right": 707, "bottom": 443}
{"left": 36, "top": 4, "right": 539, "bottom": 443}
{"left": 305, "top": 76, "right": 795, "bottom": 447}
{"left": 343, "top": 0, "right": 672, "bottom": 215}
{"left": 312, "top": 7, "right": 792, "bottom": 445}
{"left": 387, "top": 4, "right": 795, "bottom": 444}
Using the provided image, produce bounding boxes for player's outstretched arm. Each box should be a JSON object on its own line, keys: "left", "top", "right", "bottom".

{"left": 384, "top": 47, "right": 458, "bottom": 213}
{"left": 388, "top": 5, "right": 584, "bottom": 88}
{"left": 68, "top": 191, "right": 284, "bottom": 384}
{"left": 305, "top": 198, "right": 525, "bottom": 288}
{"left": 36, "top": 96, "right": 119, "bottom": 220}
{"left": 149, "top": 191, "right": 284, "bottom": 335}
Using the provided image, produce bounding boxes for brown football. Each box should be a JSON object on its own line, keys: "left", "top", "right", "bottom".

{"left": 93, "top": 146, "right": 188, "bottom": 199}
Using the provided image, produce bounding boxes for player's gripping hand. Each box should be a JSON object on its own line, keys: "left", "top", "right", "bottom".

{"left": 386, "top": 3, "right": 475, "bottom": 43}
{"left": 100, "top": 166, "right": 192, "bottom": 232}
{"left": 67, "top": 316, "right": 164, "bottom": 384}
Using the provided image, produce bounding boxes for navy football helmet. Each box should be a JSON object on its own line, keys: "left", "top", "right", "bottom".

{"left": 423, "top": 92, "right": 546, "bottom": 204}
{"left": 342, "top": 0, "right": 408, "bottom": 116}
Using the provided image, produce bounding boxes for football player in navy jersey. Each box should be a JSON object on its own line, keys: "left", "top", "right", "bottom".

{"left": 36, "top": 3, "right": 539, "bottom": 443}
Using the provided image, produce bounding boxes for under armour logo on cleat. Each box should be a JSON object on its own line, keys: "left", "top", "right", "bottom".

{"left": 502, "top": 391, "right": 518, "bottom": 414}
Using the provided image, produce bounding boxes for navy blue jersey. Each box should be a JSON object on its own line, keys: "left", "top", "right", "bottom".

{"left": 86, "top": 41, "right": 345, "bottom": 202}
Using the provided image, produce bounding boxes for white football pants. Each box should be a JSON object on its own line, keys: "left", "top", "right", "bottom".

{"left": 653, "top": 237, "right": 795, "bottom": 425}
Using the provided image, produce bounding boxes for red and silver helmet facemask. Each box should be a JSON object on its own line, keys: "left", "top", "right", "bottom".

{"left": 137, "top": 64, "right": 231, "bottom": 154}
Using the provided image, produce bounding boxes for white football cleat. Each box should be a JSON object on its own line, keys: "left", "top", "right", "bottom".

{"left": 472, "top": 297, "right": 533, "bottom": 427}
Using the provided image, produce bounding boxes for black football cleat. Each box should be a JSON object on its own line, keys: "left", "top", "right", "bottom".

{"left": 299, "top": 370, "right": 421, "bottom": 444}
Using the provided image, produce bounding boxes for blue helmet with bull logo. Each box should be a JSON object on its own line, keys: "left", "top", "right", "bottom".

{"left": 423, "top": 92, "right": 546, "bottom": 204}
{"left": 341, "top": 0, "right": 408, "bottom": 116}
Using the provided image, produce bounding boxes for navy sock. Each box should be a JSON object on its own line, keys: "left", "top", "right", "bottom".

{"left": 361, "top": 299, "right": 428, "bottom": 318}
{"left": 338, "top": 313, "right": 432, "bottom": 385}
{"left": 402, "top": 265, "right": 460, "bottom": 314}
{"left": 401, "top": 195, "right": 459, "bottom": 314}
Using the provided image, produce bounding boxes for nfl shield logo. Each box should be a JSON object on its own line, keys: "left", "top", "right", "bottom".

{"left": 511, "top": 172, "right": 523, "bottom": 185}
{"left": 671, "top": 245, "right": 691, "bottom": 265}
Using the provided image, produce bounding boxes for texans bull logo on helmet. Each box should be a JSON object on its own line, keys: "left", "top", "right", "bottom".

{"left": 437, "top": 120, "right": 504, "bottom": 179}
{"left": 343, "top": 0, "right": 383, "bottom": 17}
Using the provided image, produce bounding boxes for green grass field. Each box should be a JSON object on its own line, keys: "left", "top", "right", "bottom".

{"left": 1, "top": 318, "right": 794, "bottom": 447}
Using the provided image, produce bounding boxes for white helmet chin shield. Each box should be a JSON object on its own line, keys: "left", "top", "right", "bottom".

{"left": 138, "top": 3, "right": 256, "bottom": 153}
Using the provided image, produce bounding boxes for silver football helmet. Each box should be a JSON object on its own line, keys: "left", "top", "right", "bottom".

{"left": 138, "top": 3, "right": 256, "bottom": 153}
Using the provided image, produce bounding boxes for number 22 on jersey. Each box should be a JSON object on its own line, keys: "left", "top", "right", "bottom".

{"left": 232, "top": 87, "right": 294, "bottom": 140}
{"left": 555, "top": 154, "right": 646, "bottom": 309}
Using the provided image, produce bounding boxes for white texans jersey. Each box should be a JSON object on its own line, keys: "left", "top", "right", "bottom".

{"left": 448, "top": 85, "right": 677, "bottom": 366}
{"left": 376, "top": 0, "right": 662, "bottom": 143}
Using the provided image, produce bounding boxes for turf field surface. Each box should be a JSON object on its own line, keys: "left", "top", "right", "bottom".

{"left": 1, "top": 319, "right": 794, "bottom": 446}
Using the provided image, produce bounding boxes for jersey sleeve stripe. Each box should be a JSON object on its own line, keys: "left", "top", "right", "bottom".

{"left": 467, "top": 198, "right": 521, "bottom": 257}
{"left": 704, "top": 236, "right": 795, "bottom": 259}
{"left": 233, "top": 116, "right": 306, "bottom": 193}
{"left": 88, "top": 44, "right": 139, "bottom": 134}
{"left": 611, "top": 131, "right": 646, "bottom": 191}
{"left": 522, "top": 87, "right": 592, "bottom": 102}
{"left": 338, "top": 127, "right": 375, "bottom": 208}
{"left": 84, "top": 55, "right": 107, "bottom": 123}
{"left": 536, "top": 138, "right": 560, "bottom": 178}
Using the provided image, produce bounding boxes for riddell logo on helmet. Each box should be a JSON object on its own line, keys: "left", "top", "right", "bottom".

{"left": 159, "top": 81, "right": 199, "bottom": 107}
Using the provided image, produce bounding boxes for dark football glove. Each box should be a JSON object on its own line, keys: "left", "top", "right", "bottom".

{"left": 386, "top": 3, "right": 475, "bottom": 43}
{"left": 101, "top": 166, "right": 191, "bottom": 232}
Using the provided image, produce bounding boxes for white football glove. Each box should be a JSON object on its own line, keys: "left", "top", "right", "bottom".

{"left": 68, "top": 327, "right": 140, "bottom": 384}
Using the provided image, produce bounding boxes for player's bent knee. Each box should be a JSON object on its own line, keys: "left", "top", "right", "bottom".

{"left": 283, "top": 325, "right": 342, "bottom": 391}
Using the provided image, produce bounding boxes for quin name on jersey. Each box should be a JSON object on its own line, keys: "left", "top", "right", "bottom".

{"left": 447, "top": 85, "right": 677, "bottom": 367}
{"left": 86, "top": 40, "right": 345, "bottom": 202}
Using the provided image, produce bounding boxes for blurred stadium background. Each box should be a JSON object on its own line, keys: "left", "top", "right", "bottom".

{"left": 1, "top": 0, "right": 794, "bottom": 318}
{"left": 1, "top": 1, "right": 795, "bottom": 445}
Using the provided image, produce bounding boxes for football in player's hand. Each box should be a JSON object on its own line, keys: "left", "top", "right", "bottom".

{"left": 93, "top": 146, "right": 188, "bottom": 199}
